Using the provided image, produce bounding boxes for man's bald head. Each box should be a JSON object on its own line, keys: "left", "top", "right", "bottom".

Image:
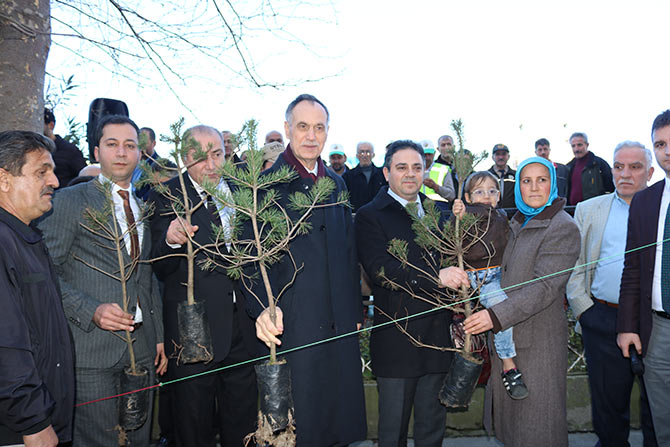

{"left": 265, "top": 130, "right": 284, "bottom": 145}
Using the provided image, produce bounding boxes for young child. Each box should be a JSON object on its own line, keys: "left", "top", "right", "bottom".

{"left": 452, "top": 171, "right": 528, "bottom": 400}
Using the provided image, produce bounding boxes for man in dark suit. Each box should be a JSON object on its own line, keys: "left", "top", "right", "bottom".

{"left": 618, "top": 109, "right": 670, "bottom": 446}
{"left": 39, "top": 115, "right": 166, "bottom": 446}
{"left": 343, "top": 141, "right": 387, "bottom": 212}
{"left": 251, "top": 94, "right": 367, "bottom": 445}
{"left": 149, "top": 125, "right": 257, "bottom": 446}
{"left": 355, "top": 140, "right": 468, "bottom": 446}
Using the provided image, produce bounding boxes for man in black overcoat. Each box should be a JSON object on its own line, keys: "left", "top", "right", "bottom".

{"left": 149, "top": 125, "right": 257, "bottom": 446}
{"left": 355, "top": 140, "right": 468, "bottom": 446}
{"left": 250, "top": 94, "right": 367, "bottom": 445}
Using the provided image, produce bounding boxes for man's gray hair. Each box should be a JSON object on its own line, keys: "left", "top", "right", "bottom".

{"left": 182, "top": 125, "right": 223, "bottom": 159}
{"left": 357, "top": 141, "right": 374, "bottom": 151}
{"left": 0, "top": 131, "right": 55, "bottom": 176}
{"left": 285, "top": 94, "right": 329, "bottom": 125}
{"left": 613, "top": 140, "right": 653, "bottom": 168}
{"left": 437, "top": 135, "right": 453, "bottom": 144}
{"left": 569, "top": 132, "right": 589, "bottom": 144}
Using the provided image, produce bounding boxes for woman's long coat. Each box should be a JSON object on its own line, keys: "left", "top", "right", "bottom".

{"left": 485, "top": 198, "right": 580, "bottom": 447}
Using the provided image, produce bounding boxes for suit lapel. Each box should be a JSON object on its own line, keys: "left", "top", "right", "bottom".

{"left": 87, "top": 181, "right": 125, "bottom": 258}
{"left": 647, "top": 180, "right": 665, "bottom": 239}
{"left": 643, "top": 181, "right": 665, "bottom": 271}
{"left": 185, "top": 177, "right": 211, "bottom": 233}
{"left": 590, "top": 194, "right": 615, "bottom": 262}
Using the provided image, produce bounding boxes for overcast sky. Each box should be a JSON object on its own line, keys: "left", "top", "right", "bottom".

{"left": 47, "top": 0, "right": 670, "bottom": 180}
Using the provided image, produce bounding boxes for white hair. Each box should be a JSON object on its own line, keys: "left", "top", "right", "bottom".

{"left": 613, "top": 140, "right": 653, "bottom": 168}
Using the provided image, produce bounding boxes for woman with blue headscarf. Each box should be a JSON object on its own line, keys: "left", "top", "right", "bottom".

{"left": 463, "top": 156, "right": 580, "bottom": 446}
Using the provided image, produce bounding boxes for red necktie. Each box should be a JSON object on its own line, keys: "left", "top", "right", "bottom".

{"left": 118, "top": 190, "right": 140, "bottom": 260}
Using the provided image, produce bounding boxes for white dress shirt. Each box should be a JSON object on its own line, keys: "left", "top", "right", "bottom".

{"left": 98, "top": 174, "right": 144, "bottom": 255}
{"left": 651, "top": 177, "right": 670, "bottom": 311}
{"left": 98, "top": 174, "right": 144, "bottom": 322}
{"left": 387, "top": 188, "right": 425, "bottom": 218}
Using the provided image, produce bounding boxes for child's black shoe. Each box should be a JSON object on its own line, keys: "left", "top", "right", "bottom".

{"left": 501, "top": 368, "right": 529, "bottom": 400}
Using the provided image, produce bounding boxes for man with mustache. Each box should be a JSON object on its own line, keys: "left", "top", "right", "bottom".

{"left": 0, "top": 131, "right": 74, "bottom": 447}
{"left": 534, "top": 138, "right": 569, "bottom": 198}
{"left": 566, "top": 132, "right": 615, "bottom": 205}
{"left": 264, "top": 129, "right": 284, "bottom": 145}
{"left": 343, "top": 141, "right": 387, "bottom": 212}
{"left": 149, "top": 125, "right": 257, "bottom": 446}
{"left": 328, "top": 143, "right": 348, "bottom": 176}
{"left": 355, "top": 140, "right": 467, "bottom": 446}
{"left": 487, "top": 144, "right": 516, "bottom": 209}
{"left": 250, "top": 94, "right": 367, "bottom": 445}
{"left": 39, "top": 115, "right": 166, "bottom": 446}
{"left": 567, "top": 141, "right": 657, "bottom": 446}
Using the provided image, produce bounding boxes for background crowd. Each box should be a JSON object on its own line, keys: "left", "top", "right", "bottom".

{"left": 1, "top": 95, "right": 669, "bottom": 447}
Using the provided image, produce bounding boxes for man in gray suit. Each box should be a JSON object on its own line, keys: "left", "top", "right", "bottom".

{"left": 39, "top": 115, "right": 166, "bottom": 446}
{"left": 567, "top": 141, "right": 656, "bottom": 446}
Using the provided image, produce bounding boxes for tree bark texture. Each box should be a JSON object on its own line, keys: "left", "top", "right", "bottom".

{"left": 0, "top": 0, "right": 50, "bottom": 132}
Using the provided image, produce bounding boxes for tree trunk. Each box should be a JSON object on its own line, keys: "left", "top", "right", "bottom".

{"left": 0, "top": 0, "right": 50, "bottom": 132}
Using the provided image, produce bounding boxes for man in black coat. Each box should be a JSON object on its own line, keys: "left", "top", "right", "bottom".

{"left": 566, "top": 132, "right": 615, "bottom": 205}
{"left": 0, "top": 131, "right": 74, "bottom": 446}
{"left": 343, "top": 141, "right": 387, "bottom": 212}
{"left": 43, "top": 108, "right": 87, "bottom": 188}
{"left": 355, "top": 140, "right": 469, "bottom": 446}
{"left": 487, "top": 144, "right": 516, "bottom": 209}
{"left": 617, "top": 110, "right": 670, "bottom": 445}
{"left": 149, "top": 125, "right": 257, "bottom": 446}
{"left": 251, "top": 94, "right": 367, "bottom": 445}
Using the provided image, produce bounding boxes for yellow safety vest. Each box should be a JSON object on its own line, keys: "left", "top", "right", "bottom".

{"left": 422, "top": 163, "right": 451, "bottom": 201}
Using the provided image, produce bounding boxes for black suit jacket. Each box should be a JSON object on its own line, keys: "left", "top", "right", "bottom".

{"left": 617, "top": 179, "right": 665, "bottom": 356}
{"left": 355, "top": 187, "right": 452, "bottom": 377}
{"left": 343, "top": 164, "right": 387, "bottom": 212}
{"left": 149, "top": 176, "right": 256, "bottom": 367}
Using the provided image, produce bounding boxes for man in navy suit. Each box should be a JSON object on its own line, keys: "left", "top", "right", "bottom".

{"left": 618, "top": 109, "right": 670, "bottom": 445}
{"left": 355, "top": 140, "right": 468, "bottom": 446}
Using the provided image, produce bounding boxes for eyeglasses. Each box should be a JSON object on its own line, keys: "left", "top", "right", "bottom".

{"left": 358, "top": 150, "right": 372, "bottom": 156}
{"left": 471, "top": 188, "right": 500, "bottom": 197}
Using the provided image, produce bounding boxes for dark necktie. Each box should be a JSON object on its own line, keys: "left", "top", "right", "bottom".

{"left": 206, "top": 195, "right": 221, "bottom": 226}
{"left": 661, "top": 202, "right": 670, "bottom": 312}
{"left": 118, "top": 190, "right": 140, "bottom": 260}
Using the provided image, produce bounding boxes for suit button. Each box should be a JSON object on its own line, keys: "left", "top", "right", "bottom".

{"left": 320, "top": 225, "right": 326, "bottom": 231}
{"left": 410, "top": 279, "right": 418, "bottom": 286}
{"left": 150, "top": 309, "right": 155, "bottom": 315}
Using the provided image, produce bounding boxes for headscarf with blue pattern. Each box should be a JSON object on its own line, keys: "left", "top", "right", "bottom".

{"left": 514, "top": 156, "right": 558, "bottom": 227}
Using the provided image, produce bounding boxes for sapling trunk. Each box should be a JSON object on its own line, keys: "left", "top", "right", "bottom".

{"left": 454, "top": 189, "right": 474, "bottom": 360}
{"left": 259, "top": 261, "right": 278, "bottom": 363}
{"left": 175, "top": 155, "right": 196, "bottom": 307}
{"left": 111, "top": 205, "right": 137, "bottom": 374}
{"left": 251, "top": 190, "right": 279, "bottom": 363}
